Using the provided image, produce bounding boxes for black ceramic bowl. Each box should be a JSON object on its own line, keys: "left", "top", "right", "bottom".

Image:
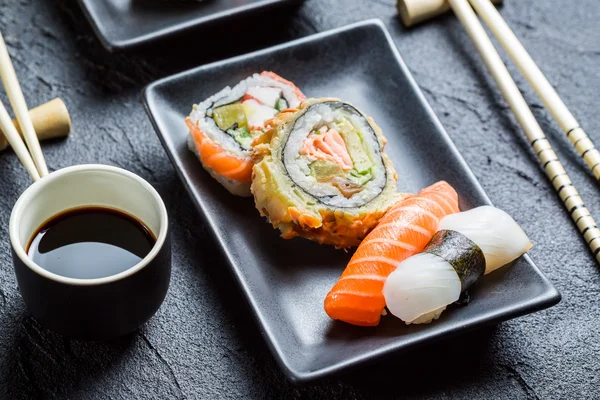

{"left": 9, "top": 164, "right": 171, "bottom": 339}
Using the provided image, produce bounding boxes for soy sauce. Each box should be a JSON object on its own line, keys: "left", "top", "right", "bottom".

{"left": 27, "top": 207, "right": 156, "bottom": 279}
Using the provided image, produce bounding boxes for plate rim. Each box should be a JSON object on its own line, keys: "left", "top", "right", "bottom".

{"left": 141, "top": 18, "right": 561, "bottom": 383}
{"left": 77, "top": 0, "right": 300, "bottom": 52}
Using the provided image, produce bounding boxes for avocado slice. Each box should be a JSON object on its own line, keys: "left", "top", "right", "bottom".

{"left": 213, "top": 103, "right": 248, "bottom": 131}
{"left": 336, "top": 120, "right": 372, "bottom": 174}
{"left": 309, "top": 160, "right": 344, "bottom": 178}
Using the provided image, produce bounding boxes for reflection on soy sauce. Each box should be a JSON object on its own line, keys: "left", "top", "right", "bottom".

{"left": 27, "top": 207, "right": 156, "bottom": 279}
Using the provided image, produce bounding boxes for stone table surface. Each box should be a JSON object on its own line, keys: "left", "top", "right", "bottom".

{"left": 0, "top": 0, "right": 599, "bottom": 398}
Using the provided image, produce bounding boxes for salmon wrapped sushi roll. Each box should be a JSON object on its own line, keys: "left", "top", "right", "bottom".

{"left": 251, "top": 98, "right": 401, "bottom": 248}
{"left": 186, "top": 71, "right": 306, "bottom": 196}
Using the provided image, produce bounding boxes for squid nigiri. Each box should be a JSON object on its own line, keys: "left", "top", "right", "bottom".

{"left": 383, "top": 206, "right": 532, "bottom": 324}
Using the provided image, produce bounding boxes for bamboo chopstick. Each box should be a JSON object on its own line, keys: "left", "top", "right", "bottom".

{"left": 0, "top": 31, "right": 48, "bottom": 177}
{"left": 0, "top": 98, "right": 40, "bottom": 180}
{"left": 448, "top": 0, "right": 600, "bottom": 263}
{"left": 468, "top": 0, "right": 600, "bottom": 180}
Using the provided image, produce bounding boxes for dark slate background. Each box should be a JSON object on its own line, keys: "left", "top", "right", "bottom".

{"left": 0, "top": 0, "right": 598, "bottom": 398}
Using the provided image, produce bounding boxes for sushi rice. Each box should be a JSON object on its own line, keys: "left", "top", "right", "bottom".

{"left": 282, "top": 102, "right": 388, "bottom": 208}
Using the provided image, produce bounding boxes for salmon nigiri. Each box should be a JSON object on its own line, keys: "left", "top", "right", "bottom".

{"left": 324, "top": 181, "right": 460, "bottom": 326}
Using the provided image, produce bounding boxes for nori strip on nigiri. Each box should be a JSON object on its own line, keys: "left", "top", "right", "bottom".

{"left": 455, "top": 291, "right": 471, "bottom": 306}
{"left": 424, "top": 230, "right": 486, "bottom": 290}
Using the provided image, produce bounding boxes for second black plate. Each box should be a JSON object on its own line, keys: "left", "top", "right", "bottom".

{"left": 78, "top": 0, "right": 300, "bottom": 51}
{"left": 143, "top": 20, "right": 560, "bottom": 382}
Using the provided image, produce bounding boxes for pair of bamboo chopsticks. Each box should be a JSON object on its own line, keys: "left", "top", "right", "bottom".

{"left": 447, "top": 0, "right": 600, "bottom": 263}
{"left": 0, "top": 31, "right": 47, "bottom": 181}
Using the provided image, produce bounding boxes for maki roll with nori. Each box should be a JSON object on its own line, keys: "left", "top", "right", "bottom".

{"left": 383, "top": 206, "right": 532, "bottom": 324}
{"left": 185, "top": 72, "right": 306, "bottom": 196}
{"left": 251, "top": 98, "right": 400, "bottom": 248}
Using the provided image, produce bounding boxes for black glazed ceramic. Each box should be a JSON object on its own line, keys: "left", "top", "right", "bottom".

{"left": 77, "top": 0, "right": 303, "bottom": 51}
{"left": 142, "top": 19, "right": 561, "bottom": 382}
{"left": 9, "top": 165, "right": 172, "bottom": 340}
{"left": 12, "top": 232, "right": 171, "bottom": 340}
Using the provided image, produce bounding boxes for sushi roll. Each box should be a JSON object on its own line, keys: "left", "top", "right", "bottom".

{"left": 251, "top": 98, "right": 400, "bottom": 248}
{"left": 185, "top": 71, "right": 306, "bottom": 196}
{"left": 383, "top": 206, "right": 532, "bottom": 325}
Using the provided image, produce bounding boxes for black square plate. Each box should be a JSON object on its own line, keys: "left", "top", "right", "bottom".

{"left": 142, "top": 19, "right": 560, "bottom": 382}
{"left": 78, "top": 0, "right": 300, "bottom": 51}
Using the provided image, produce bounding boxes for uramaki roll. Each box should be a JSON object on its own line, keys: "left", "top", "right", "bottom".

{"left": 185, "top": 71, "right": 305, "bottom": 196}
{"left": 251, "top": 98, "right": 401, "bottom": 248}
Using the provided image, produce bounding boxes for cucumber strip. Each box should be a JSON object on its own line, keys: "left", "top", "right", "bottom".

{"left": 276, "top": 98, "right": 288, "bottom": 112}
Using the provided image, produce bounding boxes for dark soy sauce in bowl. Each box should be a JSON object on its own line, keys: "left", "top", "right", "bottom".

{"left": 26, "top": 207, "right": 156, "bottom": 279}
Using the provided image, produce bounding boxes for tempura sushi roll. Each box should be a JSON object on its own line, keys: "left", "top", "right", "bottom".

{"left": 185, "top": 71, "right": 306, "bottom": 196}
{"left": 251, "top": 98, "right": 400, "bottom": 248}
